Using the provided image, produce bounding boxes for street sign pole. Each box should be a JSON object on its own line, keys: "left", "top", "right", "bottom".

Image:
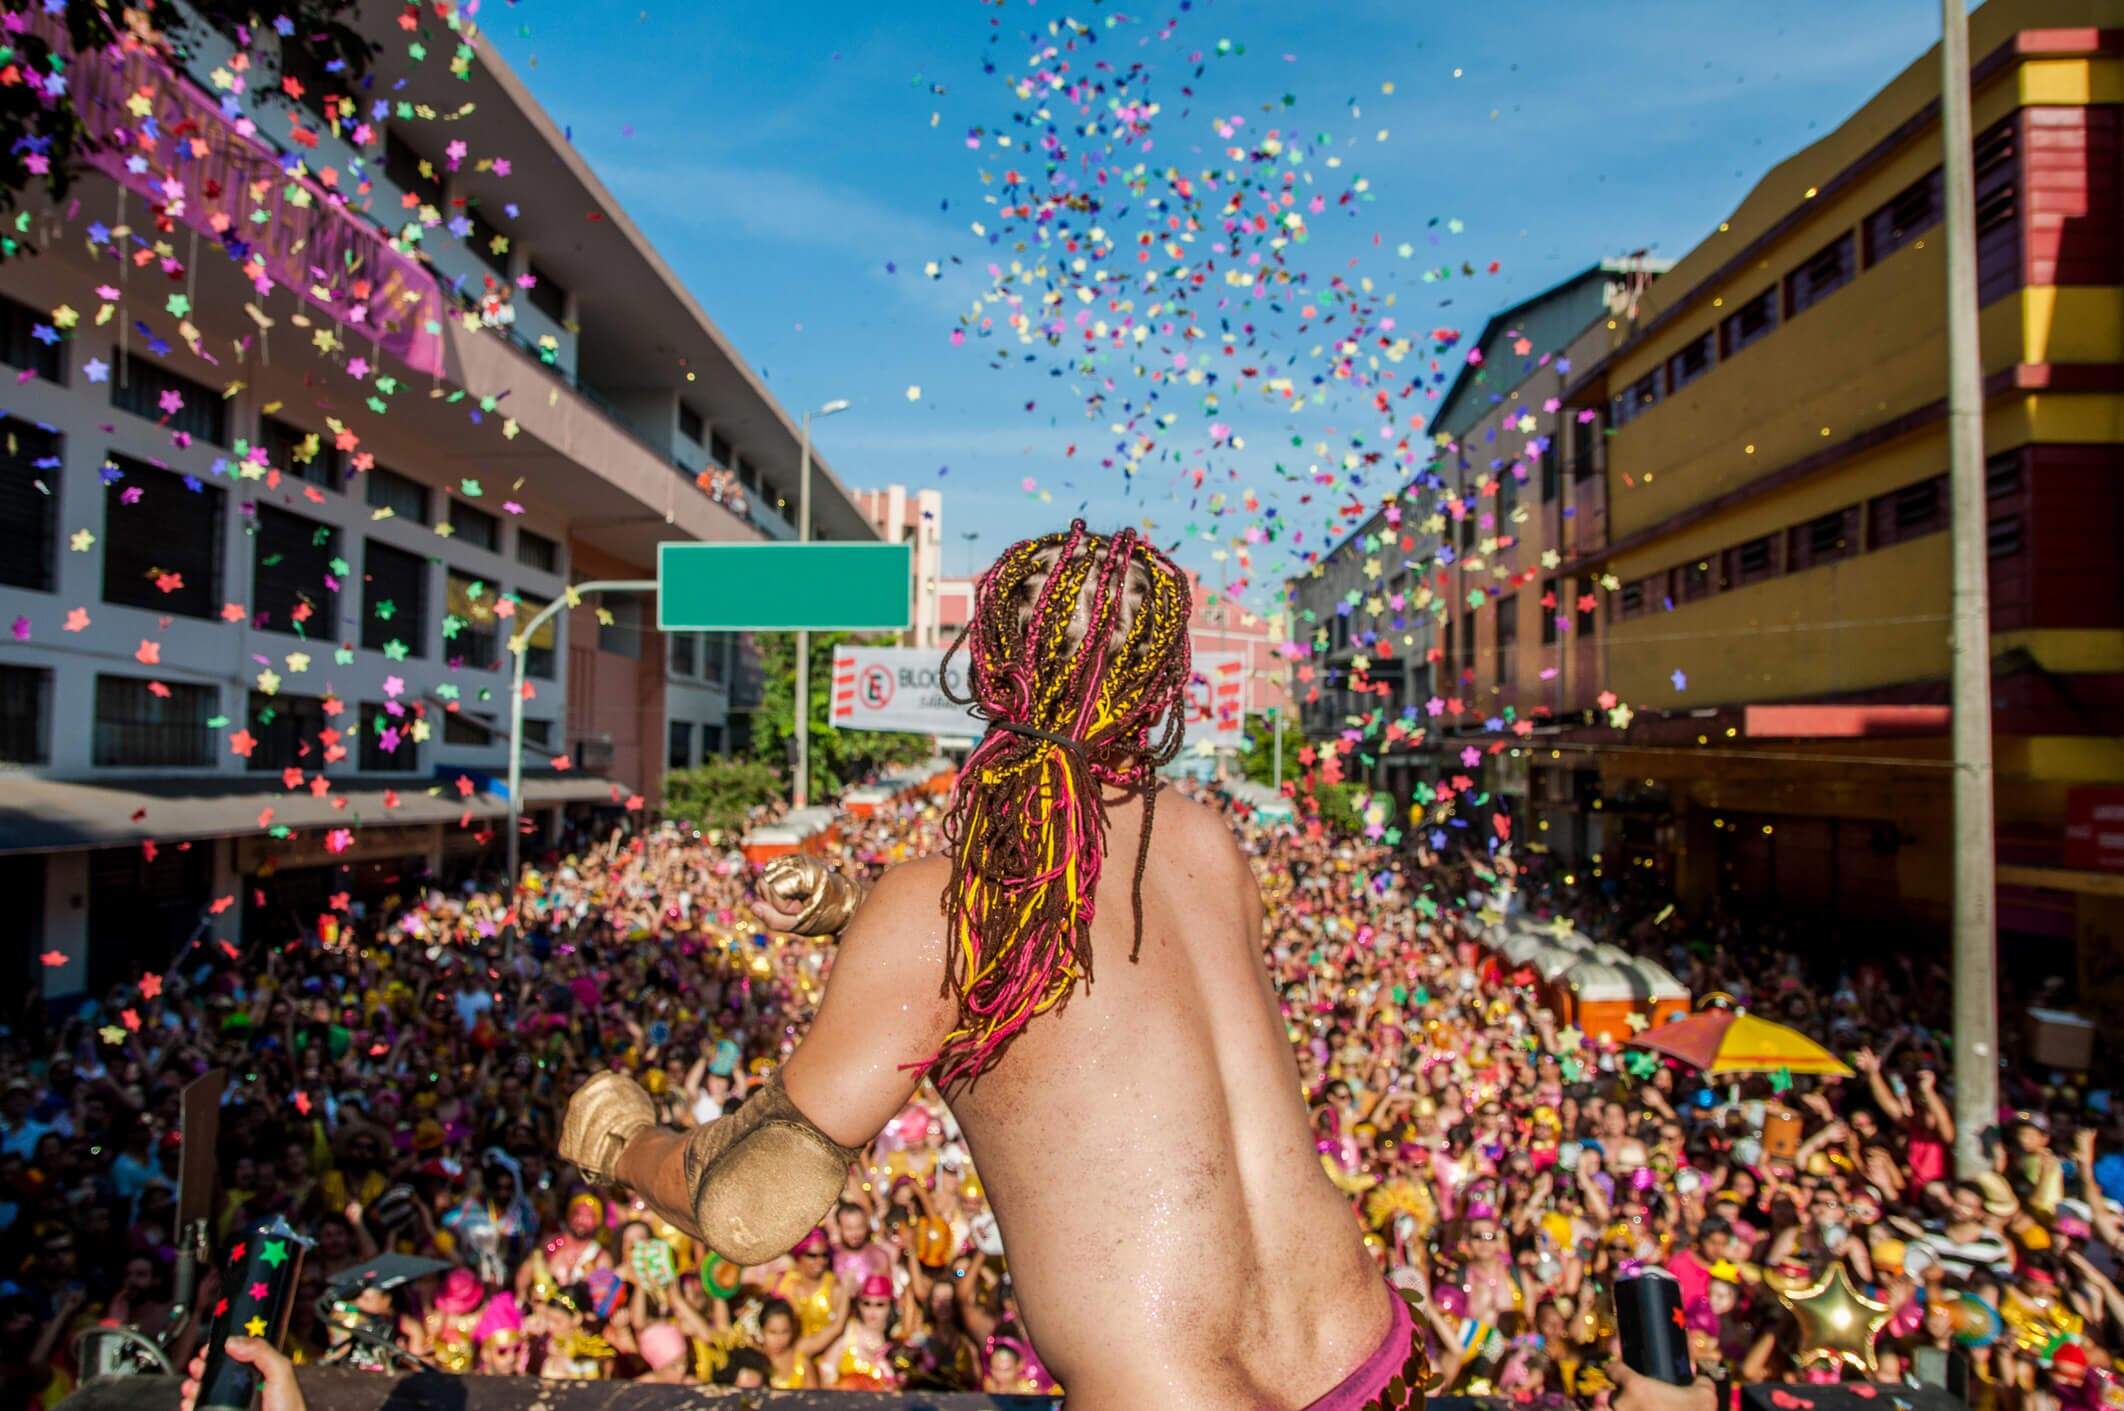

{"left": 1939, "top": 0, "right": 1999, "bottom": 1176}
{"left": 506, "top": 579, "right": 655, "bottom": 908}
{"left": 795, "top": 416, "right": 813, "bottom": 809}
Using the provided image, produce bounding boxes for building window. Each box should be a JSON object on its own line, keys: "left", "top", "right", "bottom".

{"left": 1986, "top": 450, "right": 2024, "bottom": 501}
{"left": 1494, "top": 594, "right": 1517, "bottom": 684}
{"left": 384, "top": 128, "right": 441, "bottom": 204}
{"left": 734, "top": 454, "right": 758, "bottom": 492}
{"left": 1868, "top": 477, "right": 1948, "bottom": 549}
{"left": 1575, "top": 582, "right": 1598, "bottom": 639}
{"left": 357, "top": 701, "right": 421, "bottom": 772}
{"left": 251, "top": 504, "right": 338, "bottom": 636}
{"left": 1863, "top": 169, "right": 1942, "bottom": 266}
{"left": 1570, "top": 414, "right": 1599, "bottom": 482}
{"left": 1719, "top": 286, "right": 1779, "bottom": 359}
{"left": 258, "top": 415, "right": 341, "bottom": 490}
{"left": 243, "top": 691, "right": 328, "bottom": 774}
{"left": 442, "top": 710, "right": 494, "bottom": 747}
{"left": 701, "top": 722, "right": 725, "bottom": 757}
{"left": 1540, "top": 578, "right": 1558, "bottom": 645}
{"left": 1539, "top": 445, "right": 1560, "bottom": 504}
{"left": 1783, "top": 232, "right": 1855, "bottom": 319}
{"left": 0, "top": 417, "right": 60, "bottom": 591}
{"left": 1972, "top": 115, "right": 2021, "bottom": 304}
{"left": 516, "top": 527, "right": 559, "bottom": 574}
{"left": 1666, "top": 331, "right": 1714, "bottom": 393}
{"left": 447, "top": 498, "right": 500, "bottom": 552}
{"left": 1988, "top": 513, "right": 2024, "bottom": 559}
{"left": 709, "top": 430, "right": 734, "bottom": 470}
{"left": 600, "top": 596, "right": 643, "bottom": 658}
{"left": 365, "top": 465, "right": 430, "bottom": 524}
{"left": 103, "top": 455, "right": 224, "bottom": 619}
{"left": 670, "top": 632, "right": 697, "bottom": 677}
{"left": 1610, "top": 370, "right": 1660, "bottom": 428}
{"left": 93, "top": 675, "right": 215, "bottom": 767}
{"left": 1497, "top": 474, "right": 1520, "bottom": 531}
{"left": 522, "top": 718, "right": 553, "bottom": 750}
{"left": 1676, "top": 559, "right": 1716, "bottom": 603}
{"left": 464, "top": 203, "right": 511, "bottom": 278}
{"left": 517, "top": 591, "right": 557, "bottom": 679}
{"left": 526, "top": 263, "right": 567, "bottom": 324}
{"left": 0, "top": 292, "right": 64, "bottom": 382}
{"left": 361, "top": 539, "right": 429, "bottom": 658}
{"left": 112, "top": 352, "right": 227, "bottom": 445}
{"left": 1787, "top": 506, "right": 1858, "bottom": 571}
{"left": 1616, "top": 580, "right": 1647, "bottom": 620}
{"left": 1724, "top": 534, "right": 1781, "bottom": 588}
{"left": 1457, "top": 613, "right": 1474, "bottom": 674}
{"left": 704, "top": 631, "right": 729, "bottom": 684}
{"left": 444, "top": 570, "right": 500, "bottom": 667}
{"left": 668, "top": 720, "right": 693, "bottom": 771}
{"left": 0, "top": 664, "right": 51, "bottom": 764}
{"left": 678, "top": 402, "right": 705, "bottom": 445}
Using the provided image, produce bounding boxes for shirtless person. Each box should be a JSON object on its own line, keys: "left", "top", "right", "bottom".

{"left": 561, "top": 522, "right": 1424, "bottom": 1411}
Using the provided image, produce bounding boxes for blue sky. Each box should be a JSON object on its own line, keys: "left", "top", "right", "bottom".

{"left": 481, "top": 0, "right": 1949, "bottom": 600}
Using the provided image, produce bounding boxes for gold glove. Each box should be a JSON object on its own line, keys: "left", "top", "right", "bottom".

{"left": 759, "top": 854, "right": 864, "bottom": 936}
{"left": 559, "top": 1071, "right": 657, "bottom": 1187}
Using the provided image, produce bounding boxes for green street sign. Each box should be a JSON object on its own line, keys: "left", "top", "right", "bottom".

{"left": 656, "top": 542, "right": 913, "bottom": 631}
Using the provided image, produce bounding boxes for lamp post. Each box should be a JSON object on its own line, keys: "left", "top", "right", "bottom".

{"left": 793, "top": 398, "right": 850, "bottom": 810}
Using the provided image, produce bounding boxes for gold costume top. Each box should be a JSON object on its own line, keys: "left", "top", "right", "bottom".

{"left": 832, "top": 1334, "right": 899, "bottom": 1389}
{"left": 769, "top": 1351, "right": 818, "bottom": 1390}
{"left": 422, "top": 1311, "right": 482, "bottom": 1374}
{"left": 769, "top": 1267, "right": 840, "bottom": 1340}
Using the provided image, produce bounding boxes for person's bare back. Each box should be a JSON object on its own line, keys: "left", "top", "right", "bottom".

{"left": 780, "top": 786, "right": 1395, "bottom": 1410}
{"left": 567, "top": 525, "right": 1413, "bottom": 1409}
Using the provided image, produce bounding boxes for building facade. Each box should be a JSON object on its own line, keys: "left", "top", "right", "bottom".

{"left": 856, "top": 486, "right": 948, "bottom": 648}
{"left": 1557, "top": 1, "right": 2124, "bottom": 982}
{"left": 0, "top": 9, "right": 870, "bottom": 993}
{"left": 1285, "top": 259, "right": 1668, "bottom": 835}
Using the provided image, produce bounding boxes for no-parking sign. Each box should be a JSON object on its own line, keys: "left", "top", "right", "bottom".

{"left": 830, "top": 647, "right": 976, "bottom": 735}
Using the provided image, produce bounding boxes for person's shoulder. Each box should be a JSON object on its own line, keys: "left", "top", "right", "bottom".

{"left": 861, "top": 855, "right": 952, "bottom": 921}
{"left": 1150, "top": 788, "right": 1249, "bottom": 867}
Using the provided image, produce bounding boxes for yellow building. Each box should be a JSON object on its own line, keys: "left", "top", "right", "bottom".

{"left": 1559, "top": 1, "right": 2124, "bottom": 984}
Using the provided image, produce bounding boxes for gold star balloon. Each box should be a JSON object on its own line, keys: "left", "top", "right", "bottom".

{"left": 1778, "top": 1263, "right": 1893, "bottom": 1374}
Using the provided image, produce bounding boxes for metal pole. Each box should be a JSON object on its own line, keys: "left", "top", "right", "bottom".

{"left": 1273, "top": 704, "right": 1284, "bottom": 793}
{"left": 505, "top": 579, "right": 658, "bottom": 905}
{"left": 794, "top": 413, "right": 812, "bottom": 810}
{"left": 1939, "top": 0, "right": 1998, "bottom": 1177}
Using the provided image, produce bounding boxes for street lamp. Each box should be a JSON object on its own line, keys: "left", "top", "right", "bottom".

{"left": 793, "top": 398, "right": 850, "bottom": 810}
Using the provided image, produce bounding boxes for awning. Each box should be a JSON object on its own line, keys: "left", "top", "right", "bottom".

{"left": 0, "top": 774, "right": 631, "bottom": 855}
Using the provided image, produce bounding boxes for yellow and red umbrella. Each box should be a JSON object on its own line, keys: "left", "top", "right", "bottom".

{"left": 1629, "top": 1008, "right": 1853, "bottom": 1078}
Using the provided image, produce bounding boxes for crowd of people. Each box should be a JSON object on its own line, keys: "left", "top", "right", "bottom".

{"left": 3, "top": 779, "right": 2121, "bottom": 1410}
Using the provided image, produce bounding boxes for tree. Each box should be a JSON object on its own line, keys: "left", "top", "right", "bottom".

{"left": 1236, "top": 710, "right": 1303, "bottom": 790}
{"left": 0, "top": 2, "right": 372, "bottom": 221}
{"left": 746, "top": 632, "right": 930, "bottom": 801}
{"left": 661, "top": 757, "right": 786, "bottom": 832}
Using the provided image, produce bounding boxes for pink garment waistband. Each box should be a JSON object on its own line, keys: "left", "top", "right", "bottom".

{"left": 1301, "top": 1284, "right": 1426, "bottom": 1411}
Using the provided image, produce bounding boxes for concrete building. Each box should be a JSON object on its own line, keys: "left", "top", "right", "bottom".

{"left": 1284, "top": 259, "right": 1668, "bottom": 827}
{"left": 1556, "top": 0, "right": 2123, "bottom": 982}
{"left": 0, "top": 8, "right": 869, "bottom": 994}
{"left": 856, "top": 486, "right": 948, "bottom": 648}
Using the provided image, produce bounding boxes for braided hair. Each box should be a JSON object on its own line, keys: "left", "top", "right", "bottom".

{"left": 926, "top": 520, "right": 1194, "bottom": 1088}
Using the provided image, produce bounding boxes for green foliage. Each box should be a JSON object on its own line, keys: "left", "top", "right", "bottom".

{"left": 1237, "top": 711, "right": 1304, "bottom": 788}
{"left": 0, "top": 2, "right": 373, "bottom": 219}
{"left": 1311, "top": 781, "right": 1365, "bottom": 834}
{"left": 661, "top": 756, "right": 786, "bottom": 831}
{"left": 746, "top": 632, "right": 930, "bottom": 800}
